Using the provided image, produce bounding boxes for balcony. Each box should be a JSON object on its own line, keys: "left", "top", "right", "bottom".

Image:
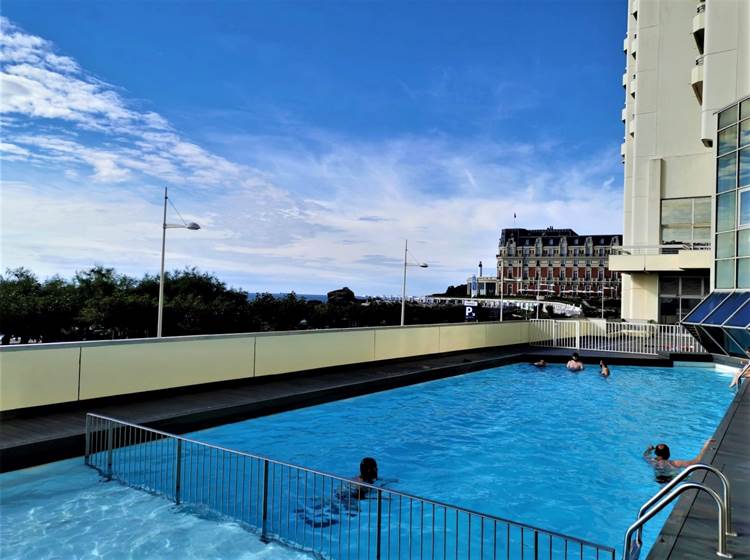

{"left": 629, "top": 117, "right": 635, "bottom": 137}
{"left": 631, "top": 0, "right": 639, "bottom": 19}
{"left": 621, "top": 107, "right": 627, "bottom": 123}
{"left": 609, "top": 244, "right": 711, "bottom": 272}
{"left": 691, "top": 56, "right": 704, "bottom": 103}
{"left": 630, "top": 73, "right": 637, "bottom": 97}
{"left": 623, "top": 35, "right": 628, "bottom": 53}
{"left": 620, "top": 142, "right": 626, "bottom": 163}
{"left": 622, "top": 72, "right": 628, "bottom": 88}
{"left": 693, "top": 3, "right": 706, "bottom": 53}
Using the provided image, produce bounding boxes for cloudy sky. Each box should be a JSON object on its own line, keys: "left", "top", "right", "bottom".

{"left": 0, "top": 1, "right": 626, "bottom": 296}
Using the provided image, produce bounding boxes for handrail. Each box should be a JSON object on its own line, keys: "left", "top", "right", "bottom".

{"left": 623, "top": 482, "right": 732, "bottom": 560}
{"left": 636, "top": 464, "right": 736, "bottom": 543}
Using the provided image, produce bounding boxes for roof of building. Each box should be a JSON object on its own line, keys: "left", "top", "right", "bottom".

{"left": 499, "top": 227, "right": 621, "bottom": 246}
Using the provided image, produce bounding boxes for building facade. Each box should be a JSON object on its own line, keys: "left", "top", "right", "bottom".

{"left": 612, "top": 0, "right": 749, "bottom": 327}
{"left": 468, "top": 228, "right": 622, "bottom": 299}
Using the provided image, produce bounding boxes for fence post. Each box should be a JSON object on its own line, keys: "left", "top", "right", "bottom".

{"left": 575, "top": 321, "right": 581, "bottom": 350}
{"left": 261, "top": 459, "right": 270, "bottom": 542}
{"left": 376, "top": 489, "right": 383, "bottom": 559}
{"left": 84, "top": 415, "right": 91, "bottom": 466}
{"left": 175, "top": 439, "right": 183, "bottom": 505}
{"left": 106, "top": 420, "right": 113, "bottom": 480}
{"left": 552, "top": 321, "right": 557, "bottom": 347}
{"left": 534, "top": 530, "right": 539, "bottom": 560}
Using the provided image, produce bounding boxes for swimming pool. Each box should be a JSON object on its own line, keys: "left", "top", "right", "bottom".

{"left": 0, "top": 362, "right": 734, "bottom": 559}
{"left": 188, "top": 363, "right": 733, "bottom": 557}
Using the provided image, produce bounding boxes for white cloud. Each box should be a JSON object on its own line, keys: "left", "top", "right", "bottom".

{"left": 0, "top": 16, "right": 623, "bottom": 296}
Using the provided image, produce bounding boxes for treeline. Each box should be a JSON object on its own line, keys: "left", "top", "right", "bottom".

{"left": 0, "top": 267, "right": 477, "bottom": 344}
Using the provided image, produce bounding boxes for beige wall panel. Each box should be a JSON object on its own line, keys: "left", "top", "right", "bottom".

{"left": 484, "top": 322, "right": 529, "bottom": 347}
{"left": 0, "top": 347, "right": 80, "bottom": 411}
{"left": 438, "top": 324, "right": 487, "bottom": 353}
{"left": 374, "top": 327, "right": 440, "bottom": 361}
{"left": 254, "top": 330, "right": 374, "bottom": 376}
{"left": 80, "top": 337, "right": 254, "bottom": 399}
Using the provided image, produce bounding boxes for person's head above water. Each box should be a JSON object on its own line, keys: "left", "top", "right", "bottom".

{"left": 654, "top": 444, "right": 671, "bottom": 460}
{"left": 572, "top": 352, "right": 580, "bottom": 361}
{"left": 359, "top": 457, "right": 378, "bottom": 483}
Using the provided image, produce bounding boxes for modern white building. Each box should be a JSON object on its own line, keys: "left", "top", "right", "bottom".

{"left": 613, "top": 0, "right": 749, "bottom": 336}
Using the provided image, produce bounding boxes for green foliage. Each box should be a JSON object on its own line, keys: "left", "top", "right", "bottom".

{"left": 0, "top": 267, "right": 500, "bottom": 344}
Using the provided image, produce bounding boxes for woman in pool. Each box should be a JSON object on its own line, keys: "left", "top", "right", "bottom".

{"left": 643, "top": 439, "right": 714, "bottom": 483}
{"left": 350, "top": 457, "right": 379, "bottom": 499}
{"left": 599, "top": 360, "right": 610, "bottom": 377}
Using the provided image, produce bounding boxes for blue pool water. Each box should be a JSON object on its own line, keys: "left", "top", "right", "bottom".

{"left": 189, "top": 363, "right": 733, "bottom": 556}
{"left": 0, "top": 363, "right": 734, "bottom": 559}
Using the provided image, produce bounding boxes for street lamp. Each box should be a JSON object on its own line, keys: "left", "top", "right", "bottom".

{"left": 157, "top": 186, "right": 201, "bottom": 338}
{"left": 400, "top": 239, "right": 428, "bottom": 326}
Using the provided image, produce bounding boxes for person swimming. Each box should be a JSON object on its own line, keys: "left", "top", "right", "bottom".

{"left": 643, "top": 439, "right": 714, "bottom": 483}
{"left": 533, "top": 359, "right": 547, "bottom": 368}
{"left": 349, "top": 457, "right": 378, "bottom": 499}
{"left": 599, "top": 360, "right": 610, "bottom": 377}
{"left": 566, "top": 352, "right": 584, "bottom": 371}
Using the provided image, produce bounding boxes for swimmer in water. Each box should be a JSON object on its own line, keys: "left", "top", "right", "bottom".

{"left": 599, "top": 360, "right": 610, "bottom": 377}
{"left": 533, "top": 359, "right": 547, "bottom": 368}
{"left": 643, "top": 439, "right": 715, "bottom": 483}
{"left": 566, "top": 352, "right": 584, "bottom": 372}
{"left": 350, "top": 457, "right": 378, "bottom": 499}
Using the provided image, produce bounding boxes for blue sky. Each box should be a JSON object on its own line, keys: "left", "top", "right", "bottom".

{"left": 1, "top": 1, "right": 626, "bottom": 296}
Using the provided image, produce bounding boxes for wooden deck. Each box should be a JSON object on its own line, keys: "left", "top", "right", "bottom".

{"left": 648, "top": 376, "right": 750, "bottom": 560}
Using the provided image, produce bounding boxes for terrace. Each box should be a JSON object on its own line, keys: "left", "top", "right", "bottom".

{"left": 0, "top": 319, "right": 747, "bottom": 559}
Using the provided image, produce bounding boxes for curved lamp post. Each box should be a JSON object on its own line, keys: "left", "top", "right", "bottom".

{"left": 157, "top": 187, "right": 200, "bottom": 337}
{"left": 400, "top": 239, "right": 429, "bottom": 326}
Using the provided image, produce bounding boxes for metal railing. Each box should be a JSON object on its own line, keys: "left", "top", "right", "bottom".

{"left": 85, "top": 413, "right": 616, "bottom": 560}
{"left": 529, "top": 320, "right": 705, "bottom": 355}
{"left": 622, "top": 463, "right": 735, "bottom": 560}
{"left": 611, "top": 243, "right": 710, "bottom": 256}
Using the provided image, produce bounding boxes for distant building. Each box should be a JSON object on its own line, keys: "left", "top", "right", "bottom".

{"left": 468, "top": 227, "right": 622, "bottom": 299}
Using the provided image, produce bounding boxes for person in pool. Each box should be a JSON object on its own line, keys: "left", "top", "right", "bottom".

{"left": 350, "top": 457, "right": 378, "bottom": 499}
{"left": 533, "top": 359, "right": 547, "bottom": 368}
{"left": 729, "top": 347, "right": 750, "bottom": 388}
{"left": 599, "top": 360, "right": 610, "bottom": 377}
{"left": 566, "top": 352, "right": 584, "bottom": 371}
{"left": 643, "top": 439, "right": 715, "bottom": 483}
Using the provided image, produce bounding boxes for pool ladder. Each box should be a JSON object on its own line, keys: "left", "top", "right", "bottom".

{"left": 622, "top": 464, "right": 736, "bottom": 560}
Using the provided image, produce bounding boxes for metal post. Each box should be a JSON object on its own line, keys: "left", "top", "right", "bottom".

{"left": 376, "top": 489, "right": 383, "bottom": 559}
{"left": 400, "top": 239, "right": 408, "bottom": 326}
{"left": 499, "top": 261, "right": 504, "bottom": 322}
{"left": 175, "top": 439, "right": 183, "bottom": 505}
{"left": 261, "top": 459, "right": 270, "bottom": 542}
{"left": 84, "top": 414, "right": 91, "bottom": 465}
{"left": 534, "top": 530, "right": 539, "bottom": 560}
{"left": 575, "top": 321, "right": 581, "bottom": 350}
{"left": 157, "top": 186, "right": 168, "bottom": 338}
{"left": 106, "top": 421, "right": 114, "bottom": 480}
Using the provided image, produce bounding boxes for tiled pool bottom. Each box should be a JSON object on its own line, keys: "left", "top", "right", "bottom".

{"left": 0, "top": 459, "right": 310, "bottom": 560}
{"left": 189, "top": 363, "right": 734, "bottom": 557}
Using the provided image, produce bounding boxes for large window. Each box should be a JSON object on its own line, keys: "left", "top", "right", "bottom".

{"left": 660, "top": 197, "right": 711, "bottom": 245}
{"left": 659, "top": 275, "right": 709, "bottom": 324}
{"left": 715, "top": 97, "right": 750, "bottom": 289}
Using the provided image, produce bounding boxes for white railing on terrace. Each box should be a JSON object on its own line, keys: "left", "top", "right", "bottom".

{"left": 529, "top": 320, "right": 705, "bottom": 355}
{"left": 611, "top": 243, "right": 710, "bottom": 256}
{"left": 85, "top": 414, "right": 615, "bottom": 560}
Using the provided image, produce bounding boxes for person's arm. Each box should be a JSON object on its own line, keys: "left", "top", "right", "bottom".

{"left": 642, "top": 445, "right": 655, "bottom": 464}
{"left": 671, "top": 439, "right": 715, "bottom": 468}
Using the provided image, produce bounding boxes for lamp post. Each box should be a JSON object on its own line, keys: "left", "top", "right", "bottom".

{"left": 157, "top": 186, "right": 201, "bottom": 338}
{"left": 400, "top": 239, "right": 428, "bottom": 326}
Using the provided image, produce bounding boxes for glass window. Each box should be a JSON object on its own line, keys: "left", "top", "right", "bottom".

{"left": 659, "top": 297, "right": 679, "bottom": 324}
{"left": 694, "top": 198, "right": 711, "bottom": 224}
{"left": 718, "top": 153, "right": 737, "bottom": 192}
{"left": 742, "top": 99, "right": 750, "bottom": 120}
{"left": 739, "top": 258, "right": 750, "bottom": 289}
{"left": 693, "top": 226, "right": 711, "bottom": 243}
{"left": 716, "top": 259, "right": 736, "bottom": 289}
{"left": 703, "top": 292, "right": 750, "bottom": 325}
{"left": 740, "top": 148, "right": 750, "bottom": 188}
{"left": 717, "top": 192, "right": 737, "bottom": 232}
{"left": 719, "top": 105, "right": 738, "bottom": 128}
{"left": 726, "top": 300, "right": 750, "bottom": 328}
{"left": 741, "top": 119, "right": 750, "bottom": 148}
{"left": 659, "top": 277, "right": 679, "bottom": 295}
{"left": 741, "top": 189, "right": 750, "bottom": 226}
{"left": 683, "top": 291, "right": 731, "bottom": 323}
{"left": 718, "top": 125, "right": 737, "bottom": 156}
{"left": 716, "top": 232, "right": 736, "bottom": 258}
{"left": 661, "top": 198, "right": 692, "bottom": 223}
{"left": 739, "top": 229, "right": 750, "bottom": 257}
{"left": 681, "top": 277, "right": 703, "bottom": 296}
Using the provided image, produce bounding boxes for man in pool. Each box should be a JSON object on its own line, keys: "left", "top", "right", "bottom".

{"left": 599, "top": 360, "right": 610, "bottom": 377}
{"left": 566, "top": 352, "right": 584, "bottom": 371}
{"left": 350, "top": 457, "right": 378, "bottom": 499}
{"left": 643, "top": 439, "right": 715, "bottom": 483}
{"left": 533, "top": 359, "right": 547, "bottom": 368}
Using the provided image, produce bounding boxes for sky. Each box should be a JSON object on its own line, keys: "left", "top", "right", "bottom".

{"left": 0, "top": 0, "right": 627, "bottom": 297}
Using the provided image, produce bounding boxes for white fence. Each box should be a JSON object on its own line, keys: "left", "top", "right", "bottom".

{"left": 529, "top": 320, "right": 705, "bottom": 355}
